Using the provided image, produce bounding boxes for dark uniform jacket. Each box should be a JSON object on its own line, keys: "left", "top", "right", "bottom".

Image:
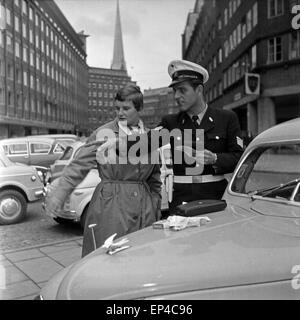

{"left": 158, "top": 106, "right": 244, "bottom": 177}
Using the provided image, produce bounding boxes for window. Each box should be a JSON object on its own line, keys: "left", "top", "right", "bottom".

{"left": 6, "top": 32, "right": 13, "bottom": 52}
{"left": 15, "top": 41, "right": 20, "bottom": 58}
{"left": 251, "top": 45, "right": 257, "bottom": 69}
{"left": 231, "top": 144, "right": 300, "bottom": 197}
{"left": 247, "top": 10, "right": 252, "bottom": 34}
{"left": 6, "top": 8, "right": 11, "bottom": 26}
{"left": 23, "top": 70, "right": 28, "bottom": 86}
{"left": 30, "top": 49, "right": 34, "bottom": 66}
{"left": 268, "top": 37, "right": 283, "bottom": 63}
{"left": 253, "top": 2, "right": 258, "bottom": 27}
{"left": 218, "top": 48, "right": 223, "bottom": 64}
{"left": 22, "top": 0, "right": 27, "bottom": 15}
{"left": 7, "top": 143, "right": 28, "bottom": 155}
{"left": 30, "top": 143, "right": 51, "bottom": 154}
{"left": 290, "top": 31, "right": 300, "bottom": 59}
{"left": 268, "top": 0, "right": 284, "bottom": 18}
{"left": 29, "top": 6, "right": 33, "bottom": 20}
{"left": 22, "top": 21, "right": 27, "bottom": 38}
{"left": 224, "top": 8, "right": 228, "bottom": 26}
{"left": 14, "top": 16, "right": 20, "bottom": 32}
{"left": 23, "top": 45, "right": 28, "bottom": 62}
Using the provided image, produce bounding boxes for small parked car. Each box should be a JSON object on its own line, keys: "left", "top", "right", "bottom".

{"left": 0, "top": 147, "right": 44, "bottom": 225}
{"left": 46, "top": 141, "right": 85, "bottom": 183}
{"left": 39, "top": 118, "right": 300, "bottom": 300}
{"left": 45, "top": 144, "right": 173, "bottom": 226}
{"left": 0, "top": 136, "right": 66, "bottom": 168}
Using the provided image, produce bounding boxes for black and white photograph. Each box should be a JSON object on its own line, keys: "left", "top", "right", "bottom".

{"left": 1, "top": 0, "right": 300, "bottom": 304}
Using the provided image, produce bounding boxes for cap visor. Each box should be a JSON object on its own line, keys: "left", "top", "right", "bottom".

{"left": 168, "top": 78, "right": 188, "bottom": 88}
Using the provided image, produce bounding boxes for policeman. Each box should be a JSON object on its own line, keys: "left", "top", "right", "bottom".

{"left": 155, "top": 60, "right": 244, "bottom": 213}
{"left": 98, "top": 60, "right": 244, "bottom": 214}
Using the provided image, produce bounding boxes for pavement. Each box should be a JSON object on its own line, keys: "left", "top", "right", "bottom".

{"left": 0, "top": 236, "right": 83, "bottom": 300}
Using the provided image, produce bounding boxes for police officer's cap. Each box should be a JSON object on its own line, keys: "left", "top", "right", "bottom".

{"left": 168, "top": 60, "right": 209, "bottom": 87}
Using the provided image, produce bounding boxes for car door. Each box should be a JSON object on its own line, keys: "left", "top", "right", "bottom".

{"left": 29, "top": 141, "right": 52, "bottom": 167}
{"left": 5, "top": 142, "right": 30, "bottom": 165}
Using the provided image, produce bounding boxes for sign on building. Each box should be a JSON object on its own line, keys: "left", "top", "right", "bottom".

{"left": 245, "top": 73, "right": 260, "bottom": 95}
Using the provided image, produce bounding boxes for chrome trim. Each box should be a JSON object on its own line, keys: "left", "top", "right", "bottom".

{"left": 35, "top": 190, "right": 44, "bottom": 197}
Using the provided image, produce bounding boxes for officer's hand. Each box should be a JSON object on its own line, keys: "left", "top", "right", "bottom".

{"left": 44, "top": 194, "right": 64, "bottom": 218}
{"left": 203, "top": 149, "right": 217, "bottom": 165}
{"left": 176, "top": 146, "right": 216, "bottom": 165}
{"left": 175, "top": 146, "right": 204, "bottom": 164}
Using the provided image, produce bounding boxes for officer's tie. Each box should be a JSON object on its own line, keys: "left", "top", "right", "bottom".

{"left": 192, "top": 115, "right": 199, "bottom": 127}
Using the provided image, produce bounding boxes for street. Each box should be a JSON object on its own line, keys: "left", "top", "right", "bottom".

{"left": 0, "top": 200, "right": 83, "bottom": 252}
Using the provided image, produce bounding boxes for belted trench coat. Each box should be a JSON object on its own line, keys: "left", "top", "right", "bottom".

{"left": 49, "top": 119, "right": 162, "bottom": 257}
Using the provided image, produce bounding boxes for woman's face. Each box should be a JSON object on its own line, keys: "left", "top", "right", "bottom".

{"left": 115, "top": 99, "right": 140, "bottom": 127}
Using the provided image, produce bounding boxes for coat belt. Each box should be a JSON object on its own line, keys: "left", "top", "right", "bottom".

{"left": 173, "top": 175, "right": 225, "bottom": 184}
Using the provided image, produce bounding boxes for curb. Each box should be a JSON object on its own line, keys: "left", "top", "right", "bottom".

{"left": 0, "top": 236, "right": 83, "bottom": 254}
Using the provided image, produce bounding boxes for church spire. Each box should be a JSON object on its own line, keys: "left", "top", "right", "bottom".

{"left": 111, "top": 0, "right": 127, "bottom": 71}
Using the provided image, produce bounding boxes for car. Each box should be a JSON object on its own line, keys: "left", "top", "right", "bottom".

{"left": 34, "top": 134, "right": 80, "bottom": 146}
{"left": 46, "top": 141, "right": 86, "bottom": 183}
{"left": 38, "top": 118, "right": 300, "bottom": 300}
{"left": 0, "top": 147, "right": 44, "bottom": 225}
{"left": 0, "top": 136, "right": 67, "bottom": 168}
{"left": 45, "top": 144, "right": 173, "bottom": 227}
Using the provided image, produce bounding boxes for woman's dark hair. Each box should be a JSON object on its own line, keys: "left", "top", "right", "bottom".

{"left": 114, "top": 84, "right": 143, "bottom": 111}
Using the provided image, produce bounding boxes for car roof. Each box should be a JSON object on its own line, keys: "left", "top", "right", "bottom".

{"left": 0, "top": 136, "right": 62, "bottom": 144}
{"left": 35, "top": 134, "right": 78, "bottom": 139}
{"left": 249, "top": 117, "right": 300, "bottom": 147}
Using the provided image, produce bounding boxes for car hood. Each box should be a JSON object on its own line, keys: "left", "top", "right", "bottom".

{"left": 45, "top": 204, "right": 300, "bottom": 300}
{"left": 0, "top": 162, "right": 36, "bottom": 175}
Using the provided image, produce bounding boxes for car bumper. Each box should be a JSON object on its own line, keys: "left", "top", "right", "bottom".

{"left": 44, "top": 207, "right": 78, "bottom": 221}
{"left": 27, "top": 187, "right": 45, "bottom": 202}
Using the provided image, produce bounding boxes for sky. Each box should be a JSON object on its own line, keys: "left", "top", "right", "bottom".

{"left": 55, "top": 0, "right": 195, "bottom": 90}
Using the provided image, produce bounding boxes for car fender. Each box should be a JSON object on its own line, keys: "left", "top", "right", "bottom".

{"left": 69, "top": 187, "right": 95, "bottom": 218}
{"left": 0, "top": 180, "right": 30, "bottom": 201}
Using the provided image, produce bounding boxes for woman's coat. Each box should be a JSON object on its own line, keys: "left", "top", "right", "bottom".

{"left": 49, "top": 119, "right": 162, "bottom": 257}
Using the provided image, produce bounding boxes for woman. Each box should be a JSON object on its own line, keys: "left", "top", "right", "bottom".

{"left": 45, "top": 85, "right": 162, "bottom": 257}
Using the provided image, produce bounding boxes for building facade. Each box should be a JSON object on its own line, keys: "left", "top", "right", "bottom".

{"left": 183, "top": 0, "right": 300, "bottom": 139}
{"left": 87, "top": 0, "right": 136, "bottom": 133}
{"left": 88, "top": 67, "right": 135, "bottom": 132}
{"left": 141, "top": 87, "right": 177, "bottom": 129}
{"left": 0, "top": 0, "right": 89, "bottom": 138}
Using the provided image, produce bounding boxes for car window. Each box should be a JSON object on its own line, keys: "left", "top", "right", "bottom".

{"left": 6, "top": 143, "right": 28, "bottom": 155}
{"left": 30, "top": 143, "right": 51, "bottom": 154}
{"left": 53, "top": 143, "right": 65, "bottom": 154}
{"left": 231, "top": 143, "right": 300, "bottom": 199}
{"left": 60, "top": 146, "right": 74, "bottom": 160}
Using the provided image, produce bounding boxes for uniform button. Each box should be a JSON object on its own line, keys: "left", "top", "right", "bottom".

{"left": 133, "top": 192, "right": 138, "bottom": 197}
{"left": 135, "top": 169, "right": 139, "bottom": 173}
{"left": 177, "top": 137, "right": 181, "bottom": 141}
{"left": 196, "top": 137, "right": 200, "bottom": 141}
{"left": 196, "top": 164, "right": 200, "bottom": 167}
{"left": 215, "top": 136, "right": 220, "bottom": 140}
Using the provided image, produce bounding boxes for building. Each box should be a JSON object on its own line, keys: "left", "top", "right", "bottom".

{"left": 0, "top": 0, "right": 89, "bottom": 138}
{"left": 88, "top": 67, "right": 135, "bottom": 132}
{"left": 141, "top": 87, "right": 177, "bottom": 129}
{"left": 87, "top": 0, "right": 135, "bottom": 133}
{"left": 183, "top": 0, "right": 300, "bottom": 139}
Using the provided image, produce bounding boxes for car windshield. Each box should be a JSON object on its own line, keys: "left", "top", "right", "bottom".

{"left": 231, "top": 142, "right": 300, "bottom": 200}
